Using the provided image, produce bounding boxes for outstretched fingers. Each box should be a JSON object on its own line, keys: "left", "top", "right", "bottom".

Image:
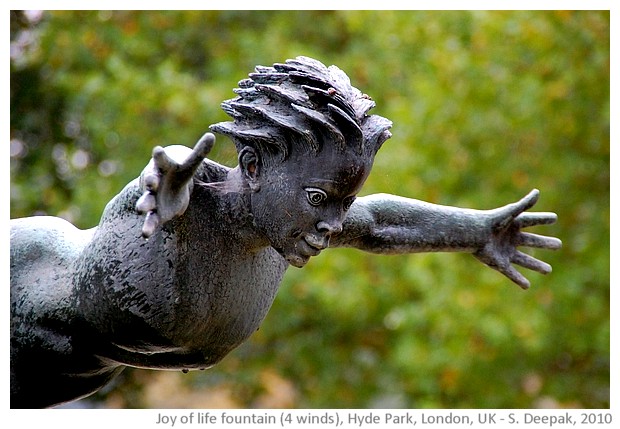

{"left": 499, "top": 248, "right": 555, "bottom": 289}
{"left": 515, "top": 212, "right": 557, "bottom": 228}
{"left": 475, "top": 249, "right": 532, "bottom": 290}
{"left": 141, "top": 212, "right": 161, "bottom": 239}
{"left": 137, "top": 133, "right": 216, "bottom": 239}
{"left": 152, "top": 146, "right": 173, "bottom": 173}
{"left": 510, "top": 189, "right": 540, "bottom": 215}
{"left": 136, "top": 192, "right": 156, "bottom": 214}
{"left": 495, "top": 263, "right": 531, "bottom": 290}
{"left": 137, "top": 192, "right": 160, "bottom": 238}
{"left": 496, "top": 189, "right": 540, "bottom": 229}
{"left": 511, "top": 251, "right": 552, "bottom": 274}
{"left": 175, "top": 133, "right": 215, "bottom": 184}
{"left": 479, "top": 190, "right": 560, "bottom": 289}
{"left": 518, "top": 232, "right": 562, "bottom": 250}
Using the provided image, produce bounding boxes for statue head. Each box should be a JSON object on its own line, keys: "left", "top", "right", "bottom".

{"left": 210, "top": 56, "right": 392, "bottom": 266}
{"left": 210, "top": 56, "right": 392, "bottom": 165}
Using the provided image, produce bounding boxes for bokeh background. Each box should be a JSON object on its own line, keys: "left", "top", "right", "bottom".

{"left": 10, "top": 10, "right": 609, "bottom": 408}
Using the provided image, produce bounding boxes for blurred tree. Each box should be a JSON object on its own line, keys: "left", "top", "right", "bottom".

{"left": 10, "top": 10, "right": 609, "bottom": 409}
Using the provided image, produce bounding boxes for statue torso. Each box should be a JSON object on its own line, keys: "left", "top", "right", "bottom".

{"left": 10, "top": 162, "right": 289, "bottom": 407}
{"left": 74, "top": 168, "right": 288, "bottom": 370}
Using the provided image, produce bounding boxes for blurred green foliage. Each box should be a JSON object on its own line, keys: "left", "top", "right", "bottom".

{"left": 10, "top": 10, "right": 609, "bottom": 408}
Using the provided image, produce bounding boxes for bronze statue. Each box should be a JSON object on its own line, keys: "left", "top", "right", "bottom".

{"left": 10, "top": 56, "right": 561, "bottom": 408}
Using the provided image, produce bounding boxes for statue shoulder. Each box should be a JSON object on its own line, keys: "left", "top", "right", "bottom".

{"left": 10, "top": 216, "right": 95, "bottom": 254}
{"left": 10, "top": 216, "right": 95, "bottom": 297}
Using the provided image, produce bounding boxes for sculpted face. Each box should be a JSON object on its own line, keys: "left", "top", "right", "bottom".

{"left": 249, "top": 145, "right": 371, "bottom": 267}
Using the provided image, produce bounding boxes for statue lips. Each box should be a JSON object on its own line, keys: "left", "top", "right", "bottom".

{"left": 297, "top": 239, "right": 321, "bottom": 257}
{"left": 284, "top": 234, "right": 329, "bottom": 267}
{"left": 300, "top": 234, "right": 329, "bottom": 257}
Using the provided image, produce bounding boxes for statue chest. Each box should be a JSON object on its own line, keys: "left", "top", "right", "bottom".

{"left": 171, "top": 246, "right": 288, "bottom": 353}
{"left": 77, "top": 222, "right": 289, "bottom": 366}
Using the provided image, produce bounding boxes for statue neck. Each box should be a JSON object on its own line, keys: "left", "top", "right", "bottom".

{"left": 222, "top": 167, "right": 271, "bottom": 251}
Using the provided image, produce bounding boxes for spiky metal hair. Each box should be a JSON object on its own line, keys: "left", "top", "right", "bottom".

{"left": 210, "top": 56, "right": 392, "bottom": 162}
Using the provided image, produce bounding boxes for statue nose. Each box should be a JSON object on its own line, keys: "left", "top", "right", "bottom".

{"left": 316, "top": 220, "right": 343, "bottom": 236}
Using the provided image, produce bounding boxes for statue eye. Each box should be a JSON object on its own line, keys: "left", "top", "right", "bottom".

{"left": 305, "top": 188, "right": 327, "bottom": 206}
{"left": 343, "top": 196, "right": 356, "bottom": 211}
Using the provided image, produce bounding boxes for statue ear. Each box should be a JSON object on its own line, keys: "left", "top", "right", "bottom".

{"left": 239, "top": 146, "right": 261, "bottom": 192}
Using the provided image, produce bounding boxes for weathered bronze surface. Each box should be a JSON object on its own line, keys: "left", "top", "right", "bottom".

{"left": 10, "top": 57, "right": 561, "bottom": 408}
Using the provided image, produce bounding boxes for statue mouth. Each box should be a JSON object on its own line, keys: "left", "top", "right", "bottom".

{"left": 298, "top": 238, "right": 322, "bottom": 257}
{"left": 304, "top": 234, "right": 329, "bottom": 251}
{"left": 298, "top": 234, "right": 330, "bottom": 257}
{"left": 280, "top": 235, "right": 328, "bottom": 268}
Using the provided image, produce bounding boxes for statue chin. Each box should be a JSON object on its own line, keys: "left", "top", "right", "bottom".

{"left": 284, "top": 252, "right": 311, "bottom": 268}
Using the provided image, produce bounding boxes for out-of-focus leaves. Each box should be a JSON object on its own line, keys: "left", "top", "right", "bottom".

{"left": 10, "top": 10, "right": 609, "bottom": 408}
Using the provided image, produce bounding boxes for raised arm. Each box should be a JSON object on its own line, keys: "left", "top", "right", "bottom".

{"left": 135, "top": 132, "right": 214, "bottom": 238}
{"left": 332, "top": 189, "right": 561, "bottom": 289}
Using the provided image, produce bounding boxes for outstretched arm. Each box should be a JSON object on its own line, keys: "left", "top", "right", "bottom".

{"left": 332, "top": 190, "right": 561, "bottom": 289}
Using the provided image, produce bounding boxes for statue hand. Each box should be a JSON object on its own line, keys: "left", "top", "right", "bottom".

{"left": 473, "top": 189, "right": 562, "bottom": 289}
{"left": 136, "top": 133, "right": 215, "bottom": 238}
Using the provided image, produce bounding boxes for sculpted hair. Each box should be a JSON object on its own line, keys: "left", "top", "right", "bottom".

{"left": 210, "top": 56, "right": 392, "bottom": 162}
